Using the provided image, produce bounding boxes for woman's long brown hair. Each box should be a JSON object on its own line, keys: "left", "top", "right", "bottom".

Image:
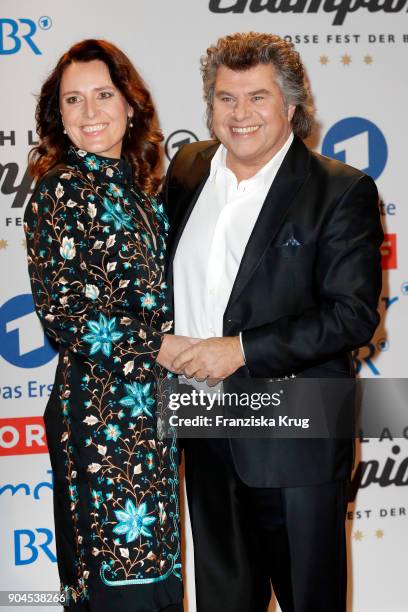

{"left": 29, "top": 39, "right": 163, "bottom": 194}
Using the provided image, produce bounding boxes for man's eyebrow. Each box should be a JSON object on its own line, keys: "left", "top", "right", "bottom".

{"left": 214, "top": 88, "right": 272, "bottom": 97}
{"left": 247, "top": 88, "right": 271, "bottom": 96}
{"left": 214, "top": 90, "right": 235, "bottom": 97}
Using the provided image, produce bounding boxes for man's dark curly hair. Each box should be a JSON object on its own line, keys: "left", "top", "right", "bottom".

{"left": 201, "top": 32, "right": 314, "bottom": 139}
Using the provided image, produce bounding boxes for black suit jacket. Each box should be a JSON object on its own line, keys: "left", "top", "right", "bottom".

{"left": 164, "top": 136, "right": 383, "bottom": 487}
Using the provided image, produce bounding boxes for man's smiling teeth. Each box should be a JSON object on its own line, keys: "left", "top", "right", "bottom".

{"left": 82, "top": 124, "right": 108, "bottom": 133}
{"left": 231, "top": 126, "right": 260, "bottom": 134}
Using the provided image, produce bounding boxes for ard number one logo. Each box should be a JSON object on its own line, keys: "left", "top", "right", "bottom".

{"left": 0, "top": 294, "right": 57, "bottom": 368}
{"left": 322, "top": 117, "right": 387, "bottom": 181}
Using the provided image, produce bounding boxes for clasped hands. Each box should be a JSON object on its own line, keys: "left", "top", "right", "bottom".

{"left": 157, "top": 334, "right": 245, "bottom": 382}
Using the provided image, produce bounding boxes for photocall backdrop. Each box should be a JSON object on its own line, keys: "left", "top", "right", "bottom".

{"left": 0, "top": 2, "right": 407, "bottom": 611}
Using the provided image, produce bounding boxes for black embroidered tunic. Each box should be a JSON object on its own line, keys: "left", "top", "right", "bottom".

{"left": 24, "top": 147, "right": 182, "bottom": 611}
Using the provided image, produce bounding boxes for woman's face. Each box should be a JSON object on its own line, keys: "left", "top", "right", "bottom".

{"left": 60, "top": 59, "right": 132, "bottom": 158}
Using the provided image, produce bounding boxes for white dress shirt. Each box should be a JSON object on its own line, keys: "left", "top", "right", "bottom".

{"left": 174, "top": 133, "right": 294, "bottom": 346}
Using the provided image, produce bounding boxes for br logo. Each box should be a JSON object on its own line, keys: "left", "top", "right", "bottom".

{"left": 321, "top": 117, "right": 387, "bottom": 180}
{"left": 0, "top": 17, "right": 52, "bottom": 55}
{"left": 0, "top": 294, "right": 57, "bottom": 368}
{"left": 14, "top": 528, "right": 56, "bottom": 565}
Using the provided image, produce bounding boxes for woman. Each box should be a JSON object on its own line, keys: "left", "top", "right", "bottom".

{"left": 24, "top": 39, "right": 190, "bottom": 611}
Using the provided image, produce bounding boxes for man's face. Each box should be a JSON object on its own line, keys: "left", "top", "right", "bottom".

{"left": 211, "top": 64, "right": 295, "bottom": 178}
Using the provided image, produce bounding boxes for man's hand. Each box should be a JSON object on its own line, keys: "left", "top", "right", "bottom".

{"left": 157, "top": 334, "right": 200, "bottom": 372}
{"left": 172, "top": 336, "right": 245, "bottom": 380}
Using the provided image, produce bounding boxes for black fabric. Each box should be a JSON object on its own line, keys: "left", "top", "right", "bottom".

{"left": 185, "top": 439, "right": 348, "bottom": 612}
{"left": 164, "top": 136, "right": 383, "bottom": 487}
{"left": 164, "top": 136, "right": 382, "bottom": 610}
{"left": 25, "top": 148, "right": 183, "bottom": 610}
{"left": 64, "top": 602, "right": 183, "bottom": 612}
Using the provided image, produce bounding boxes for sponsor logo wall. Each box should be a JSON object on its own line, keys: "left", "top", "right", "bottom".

{"left": 1, "top": 1, "right": 406, "bottom": 610}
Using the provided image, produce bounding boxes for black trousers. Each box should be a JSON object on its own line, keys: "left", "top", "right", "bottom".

{"left": 184, "top": 439, "right": 348, "bottom": 612}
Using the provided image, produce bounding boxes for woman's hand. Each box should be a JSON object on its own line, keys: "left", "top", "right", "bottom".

{"left": 156, "top": 334, "right": 200, "bottom": 372}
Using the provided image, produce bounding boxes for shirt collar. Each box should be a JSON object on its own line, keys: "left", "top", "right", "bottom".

{"left": 66, "top": 146, "right": 133, "bottom": 185}
{"left": 209, "top": 132, "right": 294, "bottom": 188}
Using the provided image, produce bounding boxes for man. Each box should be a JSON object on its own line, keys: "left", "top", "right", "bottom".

{"left": 164, "top": 33, "right": 383, "bottom": 612}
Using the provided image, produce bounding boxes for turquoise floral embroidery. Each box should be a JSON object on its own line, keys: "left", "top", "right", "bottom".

{"left": 91, "top": 490, "right": 103, "bottom": 509}
{"left": 140, "top": 293, "right": 157, "bottom": 310}
{"left": 24, "top": 146, "right": 180, "bottom": 599}
{"left": 151, "top": 200, "right": 169, "bottom": 231}
{"left": 119, "top": 382, "right": 155, "bottom": 417}
{"left": 141, "top": 233, "right": 152, "bottom": 250}
{"left": 101, "top": 197, "right": 133, "bottom": 231}
{"left": 85, "top": 155, "right": 100, "bottom": 171}
{"left": 145, "top": 453, "right": 155, "bottom": 470}
{"left": 108, "top": 183, "right": 124, "bottom": 198}
{"left": 83, "top": 314, "right": 123, "bottom": 357}
{"left": 113, "top": 500, "right": 156, "bottom": 543}
{"left": 104, "top": 424, "right": 122, "bottom": 442}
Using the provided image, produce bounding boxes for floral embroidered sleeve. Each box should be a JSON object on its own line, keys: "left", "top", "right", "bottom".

{"left": 24, "top": 171, "right": 170, "bottom": 378}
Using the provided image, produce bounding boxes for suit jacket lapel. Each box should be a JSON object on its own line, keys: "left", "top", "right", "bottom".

{"left": 225, "top": 136, "right": 311, "bottom": 313}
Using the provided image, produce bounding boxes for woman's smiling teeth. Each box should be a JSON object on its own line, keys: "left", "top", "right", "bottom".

{"left": 82, "top": 123, "right": 108, "bottom": 133}
{"left": 231, "top": 126, "right": 260, "bottom": 134}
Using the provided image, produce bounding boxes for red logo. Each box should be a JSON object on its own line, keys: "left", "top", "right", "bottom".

{"left": 381, "top": 234, "right": 397, "bottom": 269}
{"left": 0, "top": 417, "right": 48, "bottom": 456}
